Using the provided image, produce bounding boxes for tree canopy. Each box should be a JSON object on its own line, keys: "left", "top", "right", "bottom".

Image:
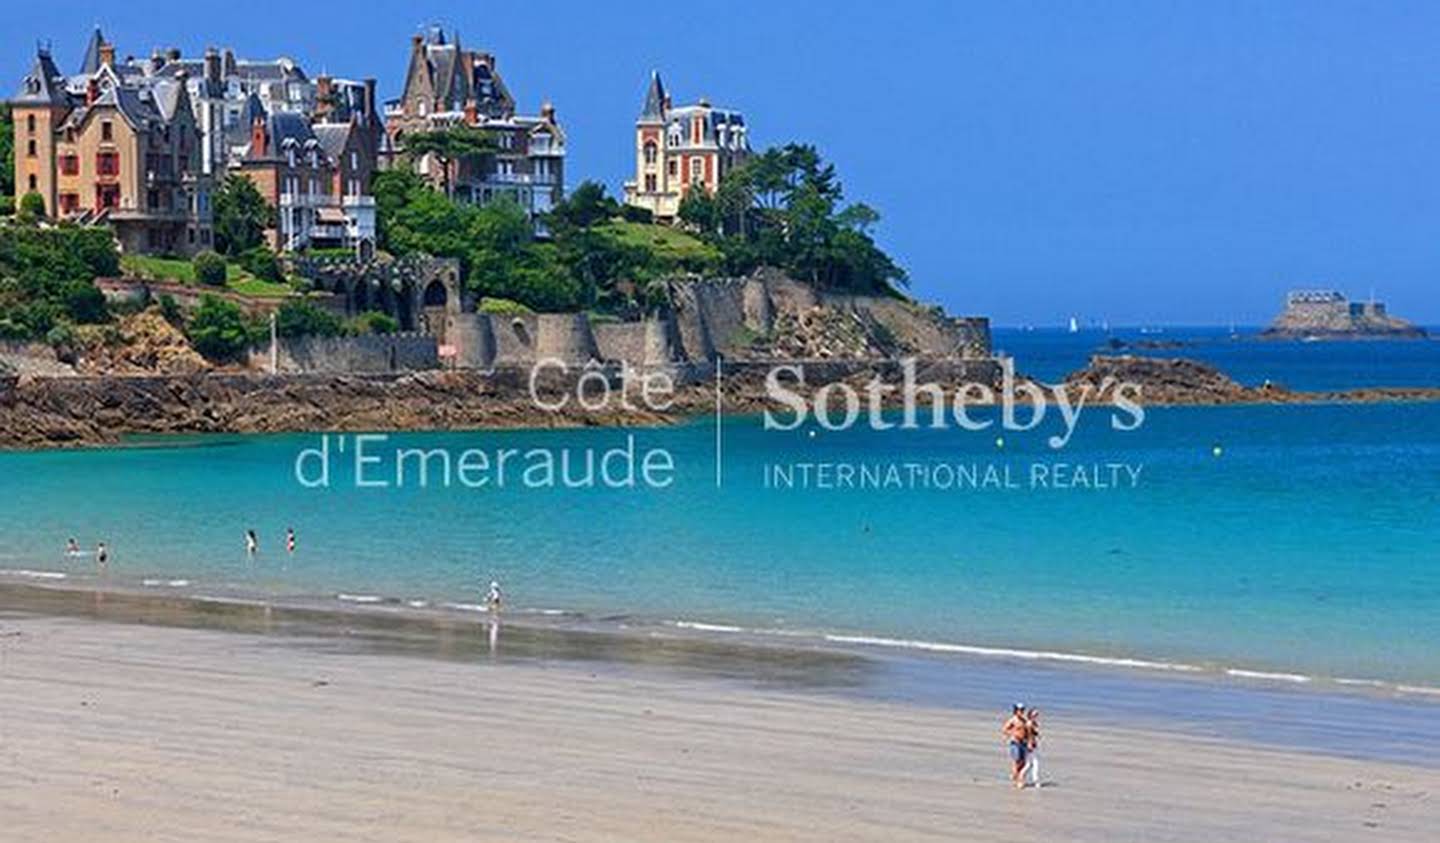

{"left": 212, "top": 174, "right": 274, "bottom": 256}
{"left": 681, "top": 144, "right": 906, "bottom": 295}
{"left": 403, "top": 126, "right": 497, "bottom": 198}
{"left": 0, "top": 224, "right": 118, "bottom": 339}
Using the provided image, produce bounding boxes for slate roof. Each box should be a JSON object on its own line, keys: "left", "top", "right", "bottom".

{"left": 12, "top": 49, "right": 69, "bottom": 105}
{"left": 640, "top": 70, "right": 666, "bottom": 122}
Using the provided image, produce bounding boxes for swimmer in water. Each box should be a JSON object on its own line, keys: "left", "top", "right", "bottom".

{"left": 245, "top": 530, "right": 258, "bottom": 556}
{"left": 486, "top": 580, "right": 503, "bottom": 614}
{"left": 286, "top": 527, "right": 296, "bottom": 554}
{"left": 65, "top": 537, "right": 80, "bottom": 556}
{"left": 95, "top": 542, "right": 109, "bottom": 567}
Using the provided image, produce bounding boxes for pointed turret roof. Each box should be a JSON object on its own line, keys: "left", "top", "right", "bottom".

{"left": 641, "top": 70, "right": 666, "bottom": 122}
{"left": 12, "top": 48, "right": 68, "bottom": 106}
{"left": 79, "top": 27, "right": 105, "bottom": 75}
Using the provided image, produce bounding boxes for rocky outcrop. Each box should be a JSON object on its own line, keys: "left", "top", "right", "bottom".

{"left": 667, "top": 269, "right": 990, "bottom": 362}
{"left": 1259, "top": 291, "right": 1426, "bottom": 340}
{"left": 1063, "top": 355, "right": 1440, "bottom": 405}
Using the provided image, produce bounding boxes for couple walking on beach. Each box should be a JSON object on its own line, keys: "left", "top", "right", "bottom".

{"left": 1002, "top": 703, "right": 1042, "bottom": 788}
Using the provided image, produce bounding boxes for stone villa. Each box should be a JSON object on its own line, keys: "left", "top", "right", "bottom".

{"left": 623, "top": 71, "right": 750, "bottom": 222}
{"left": 384, "top": 26, "right": 565, "bottom": 220}
{"left": 10, "top": 28, "right": 383, "bottom": 256}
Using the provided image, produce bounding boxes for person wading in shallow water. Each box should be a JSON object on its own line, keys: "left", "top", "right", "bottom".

{"left": 95, "top": 542, "right": 108, "bottom": 567}
{"left": 486, "top": 581, "right": 503, "bottom": 614}
{"left": 286, "top": 528, "right": 296, "bottom": 555}
{"left": 245, "top": 530, "right": 258, "bottom": 557}
{"left": 1002, "top": 703, "right": 1033, "bottom": 788}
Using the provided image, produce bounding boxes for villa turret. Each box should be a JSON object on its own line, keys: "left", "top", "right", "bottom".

{"left": 624, "top": 70, "right": 750, "bottom": 223}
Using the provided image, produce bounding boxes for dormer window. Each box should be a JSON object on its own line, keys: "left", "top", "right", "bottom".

{"left": 286, "top": 148, "right": 296, "bottom": 167}
{"left": 101, "top": 120, "right": 113, "bottom": 142}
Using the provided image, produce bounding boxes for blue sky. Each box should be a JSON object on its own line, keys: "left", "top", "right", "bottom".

{"left": 8, "top": 1, "right": 1439, "bottom": 326}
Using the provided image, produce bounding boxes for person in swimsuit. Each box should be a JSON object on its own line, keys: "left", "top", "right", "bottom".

{"left": 65, "top": 537, "right": 80, "bottom": 556}
{"left": 1002, "top": 703, "right": 1031, "bottom": 788}
{"left": 1024, "top": 707, "right": 1042, "bottom": 786}
{"left": 95, "top": 542, "right": 108, "bottom": 567}
{"left": 486, "top": 581, "right": 503, "bottom": 614}
{"left": 245, "top": 530, "right": 258, "bottom": 556}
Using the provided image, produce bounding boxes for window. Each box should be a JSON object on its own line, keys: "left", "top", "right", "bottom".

{"left": 97, "top": 152, "right": 119, "bottom": 176}
{"left": 27, "top": 174, "right": 37, "bottom": 192}
{"left": 101, "top": 121, "right": 113, "bottom": 142}
{"left": 667, "top": 159, "right": 677, "bottom": 177}
{"left": 27, "top": 139, "right": 36, "bottom": 157}
{"left": 59, "top": 193, "right": 79, "bottom": 214}
{"left": 60, "top": 154, "right": 79, "bottom": 175}
{"left": 286, "top": 148, "right": 296, "bottom": 167}
{"left": 350, "top": 150, "right": 358, "bottom": 169}
{"left": 644, "top": 174, "right": 657, "bottom": 192}
{"left": 689, "top": 156, "right": 704, "bottom": 181}
{"left": 96, "top": 184, "right": 120, "bottom": 209}
{"left": 644, "top": 141, "right": 657, "bottom": 165}
{"left": 26, "top": 114, "right": 36, "bottom": 133}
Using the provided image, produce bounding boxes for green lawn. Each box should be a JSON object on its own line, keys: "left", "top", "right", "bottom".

{"left": 597, "top": 221, "right": 720, "bottom": 265}
{"left": 120, "top": 254, "right": 293, "bottom": 298}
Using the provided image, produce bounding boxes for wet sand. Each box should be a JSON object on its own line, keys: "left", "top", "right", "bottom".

{"left": 0, "top": 601, "right": 1435, "bottom": 841}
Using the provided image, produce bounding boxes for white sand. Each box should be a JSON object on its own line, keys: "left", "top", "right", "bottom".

{"left": 0, "top": 614, "right": 1434, "bottom": 842}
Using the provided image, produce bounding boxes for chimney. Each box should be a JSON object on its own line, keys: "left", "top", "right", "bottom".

{"left": 222, "top": 48, "right": 236, "bottom": 77}
{"left": 250, "top": 116, "right": 267, "bottom": 157}
{"left": 98, "top": 42, "right": 115, "bottom": 69}
{"left": 86, "top": 77, "right": 99, "bottom": 106}
{"left": 203, "top": 47, "right": 221, "bottom": 86}
{"left": 150, "top": 49, "right": 165, "bottom": 73}
{"left": 315, "top": 74, "right": 333, "bottom": 120}
{"left": 363, "top": 78, "right": 377, "bottom": 121}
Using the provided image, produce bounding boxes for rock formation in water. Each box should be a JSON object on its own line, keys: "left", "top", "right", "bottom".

{"left": 1259, "top": 291, "right": 1426, "bottom": 340}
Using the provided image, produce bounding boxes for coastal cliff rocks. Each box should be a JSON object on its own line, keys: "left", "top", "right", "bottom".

{"left": 666, "top": 269, "right": 990, "bottom": 363}
{"left": 76, "top": 311, "right": 210, "bottom": 376}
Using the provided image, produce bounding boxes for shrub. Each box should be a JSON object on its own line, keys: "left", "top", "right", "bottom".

{"left": 192, "top": 250, "right": 227, "bottom": 287}
{"left": 17, "top": 191, "right": 46, "bottom": 224}
{"left": 348, "top": 310, "right": 399, "bottom": 335}
{"left": 157, "top": 294, "right": 183, "bottom": 325}
{"left": 477, "top": 297, "right": 534, "bottom": 316}
{"left": 238, "top": 246, "right": 282, "bottom": 283}
{"left": 0, "top": 196, "right": 14, "bottom": 217}
{"left": 187, "top": 294, "right": 256, "bottom": 362}
{"left": 45, "top": 322, "right": 77, "bottom": 351}
{"left": 620, "top": 204, "right": 654, "bottom": 224}
{"left": 275, "top": 298, "right": 344, "bottom": 338}
{"left": 62, "top": 281, "right": 108, "bottom": 324}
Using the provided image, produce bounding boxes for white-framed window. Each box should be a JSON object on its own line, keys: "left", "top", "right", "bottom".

{"left": 689, "top": 156, "right": 704, "bottom": 181}
{"left": 644, "top": 141, "right": 657, "bottom": 164}
{"left": 350, "top": 150, "right": 358, "bottom": 168}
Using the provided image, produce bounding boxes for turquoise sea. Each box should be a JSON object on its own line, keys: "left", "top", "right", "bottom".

{"left": 2, "top": 331, "right": 1438, "bottom": 691}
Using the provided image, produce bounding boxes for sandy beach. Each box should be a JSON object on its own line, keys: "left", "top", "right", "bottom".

{"left": 0, "top": 606, "right": 1434, "bottom": 842}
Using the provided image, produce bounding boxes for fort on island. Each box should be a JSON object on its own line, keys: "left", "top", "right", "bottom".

{"left": 1260, "top": 290, "right": 1427, "bottom": 340}
{"left": 3, "top": 23, "right": 994, "bottom": 385}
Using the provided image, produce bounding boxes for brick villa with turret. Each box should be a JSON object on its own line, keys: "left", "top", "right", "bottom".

{"left": 623, "top": 71, "right": 750, "bottom": 222}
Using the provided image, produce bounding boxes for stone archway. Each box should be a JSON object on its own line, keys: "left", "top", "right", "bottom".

{"left": 395, "top": 280, "right": 416, "bottom": 332}
{"left": 423, "top": 280, "right": 448, "bottom": 308}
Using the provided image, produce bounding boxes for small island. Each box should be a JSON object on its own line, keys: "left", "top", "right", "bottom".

{"left": 1259, "top": 290, "right": 1427, "bottom": 341}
